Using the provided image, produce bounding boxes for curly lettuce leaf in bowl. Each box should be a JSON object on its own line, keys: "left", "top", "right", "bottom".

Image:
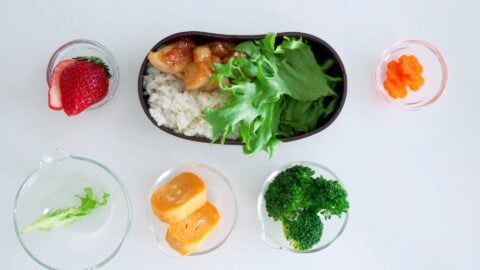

{"left": 204, "top": 33, "right": 342, "bottom": 155}
{"left": 20, "top": 188, "right": 109, "bottom": 236}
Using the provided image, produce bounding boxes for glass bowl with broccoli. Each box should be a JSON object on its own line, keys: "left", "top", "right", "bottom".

{"left": 257, "top": 161, "right": 349, "bottom": 253}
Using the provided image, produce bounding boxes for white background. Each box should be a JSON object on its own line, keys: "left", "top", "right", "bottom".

{"left": 1, "top": 0, "right": 479, "bottom": 269}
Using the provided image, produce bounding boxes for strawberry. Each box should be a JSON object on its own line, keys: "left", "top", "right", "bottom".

{"left": 48, "top": 59, "right": 76, "bottom": 110}
{"left": 59, "top": 57, "right": 111, "bottom": 116}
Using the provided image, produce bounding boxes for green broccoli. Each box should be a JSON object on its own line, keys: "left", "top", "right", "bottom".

{"left": 264, "top": 165, "right": 314, "bottom": 221}
{"left": 316, "top": 178, "right": 350, "bottom": 219}
{"left": 263, "top": 165, "right": 349, "bottom": 251}
{"left": 283, "top": 209, "right": 323, "bottom": 251}
{"left": 306, "top": 177, "right": 350, "bottom": 219}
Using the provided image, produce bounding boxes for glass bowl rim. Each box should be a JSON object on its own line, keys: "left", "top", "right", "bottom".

{"left": 12, "top": 151, "right": 132, "bottom": 270}
{"left": 374, "top": 39, "right": 448, "bottom": 111}
{"left": 257, "top": 161, "right": 349, "bottom": 253}
{"left": 146, "top": 162, "right": 238, "bottom": 257}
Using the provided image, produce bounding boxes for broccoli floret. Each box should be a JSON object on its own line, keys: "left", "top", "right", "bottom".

{"left": 307, "top": 177, "right": 350, "bottom": 219}
{"left": 264, "top": 165, "right": 315, "bottom": 221}
{"left": 264, "top": 165, "right": 349, "bottom": 251}
{"left": 283, "top": 209, "right": 323, "bottom": 251}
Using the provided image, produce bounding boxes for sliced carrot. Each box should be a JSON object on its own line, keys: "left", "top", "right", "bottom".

{"left": 405, "top": 76, "right": 424, "bottom": 91}
{"left": 399, "top": 55, "right": 423, "bottom": 75}
{"left": 383, "top": 55, "right": 424, "bottom": 98}
{"left": 384, "top": 81, "right": 407, "bottom": 99}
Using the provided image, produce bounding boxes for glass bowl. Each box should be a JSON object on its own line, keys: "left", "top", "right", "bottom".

{"left": 46, "top": 39, "right": 120, "bottom": 111}
{"left": 257, "top": 161, "right": 348, "bottom": 253}
{"left": 374, "top": 40, "right": 448, "bottom": 110}
{"left": 13, "top": 149, "right": 132, "bottom": 270}
{"left": 147, "top": 163, "right": 237, "bottom": 257}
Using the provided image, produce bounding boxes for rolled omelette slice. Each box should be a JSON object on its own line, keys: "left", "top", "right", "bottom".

{"left": 166, "top": 201, "right": 221, "bottom": 256}
{"left": 151, "top": 172, "right": 207, "bottom": 223}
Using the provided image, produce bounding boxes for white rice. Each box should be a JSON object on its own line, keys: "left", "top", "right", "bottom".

{"left": 143, "top": 65, "right": 233, "bottom": 139}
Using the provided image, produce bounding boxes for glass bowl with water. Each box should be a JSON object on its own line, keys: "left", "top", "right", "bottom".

{"left": 13, "top": 149, "right": 131, "bottom": 270}
{"left": 257, "top": 161, "right": 349, "bottom": 253}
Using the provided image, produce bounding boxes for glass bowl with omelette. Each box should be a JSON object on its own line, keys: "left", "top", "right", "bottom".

{"left": 147, "top": 163, "right": 237, "bottom": 257}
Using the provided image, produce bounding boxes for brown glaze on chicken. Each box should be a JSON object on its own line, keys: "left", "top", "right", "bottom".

{"left": 209, "top": 42, "right": 235, "bottom": 58}
{"left": 183, "top": 46, "right": 219, "bottom": 91}
{"left": 148, "top": 38, "right": 195, "bottom": 78}
{"left": 148, "top": 39, "right": 237, "bottom": 91}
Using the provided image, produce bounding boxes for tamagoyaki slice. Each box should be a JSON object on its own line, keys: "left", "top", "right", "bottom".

{"left": 166, "top": 201, "right": 221, "bottom": 256}
{"left": 151, "top": 172, "right": 207, "bottom": 223}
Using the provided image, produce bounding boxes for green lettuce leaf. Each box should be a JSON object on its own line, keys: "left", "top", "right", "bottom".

{"left": 278, "top": 96, "right": 339, "bottom": 137}
{"left": 205, "top": 32, "right": 342, "bottom": 155}
{"left": 20, "top": 188, "right": 109, "bottom": 236}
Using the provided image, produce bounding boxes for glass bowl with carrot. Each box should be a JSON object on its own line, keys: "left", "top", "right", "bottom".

{"left": 375, "top": 40, "right": 448, "bottom": 110}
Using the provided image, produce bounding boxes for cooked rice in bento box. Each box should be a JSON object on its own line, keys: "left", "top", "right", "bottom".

{"left": 143, "top": 65, "right": 234, "bottom": 139}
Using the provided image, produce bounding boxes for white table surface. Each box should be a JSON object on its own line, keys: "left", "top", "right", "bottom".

{"left": 1, "top": 0, "right": 479, "bottom": 269}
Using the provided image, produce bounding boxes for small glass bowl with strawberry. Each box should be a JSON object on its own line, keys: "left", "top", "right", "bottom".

{"left": 47, "top": 39, "right": 119, "bottom": 116}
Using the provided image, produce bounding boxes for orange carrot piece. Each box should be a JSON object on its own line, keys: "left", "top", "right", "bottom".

{"left": 383, "top": 54, "right": 424, "bottom": 98}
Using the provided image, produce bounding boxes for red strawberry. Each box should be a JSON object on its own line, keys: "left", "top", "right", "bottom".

{"left": 59, "top": 57, "right": 111, "bottom": 116}
{"left": 48, "top": 59, "right": 76, "bottom": 110}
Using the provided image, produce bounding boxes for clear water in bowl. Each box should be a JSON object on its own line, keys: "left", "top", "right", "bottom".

{"left": 14, "top": 150, "right": 131, "bottom": 270}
